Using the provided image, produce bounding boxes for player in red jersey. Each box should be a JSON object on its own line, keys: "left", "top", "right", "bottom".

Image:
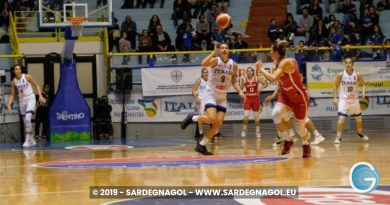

{"left": 240, "top": 67, "right": 268, "bottom": 138}
{"left": 256, "top": 40, "right": 311, "bottom": 158}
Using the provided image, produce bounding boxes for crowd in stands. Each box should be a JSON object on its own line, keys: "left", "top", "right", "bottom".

{"left": 268, "top": 0, "right": 390, "bottom": 62}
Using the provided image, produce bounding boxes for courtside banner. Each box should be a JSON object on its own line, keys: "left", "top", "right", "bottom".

{"left": 141, "top": 63, "right": 277, "bottom": 97}
{"left": 307, "top": 61, "right": 390, "bottom": 97}
{"left": 109, "top": 94, "right": 390, "bottom": 122}
{"left": 0, "top": 95, "right": 20, "bottom": 123}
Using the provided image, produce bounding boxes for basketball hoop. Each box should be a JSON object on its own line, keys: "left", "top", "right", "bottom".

{"left": 67, "top": 17, "right": 87, "bottom": 37}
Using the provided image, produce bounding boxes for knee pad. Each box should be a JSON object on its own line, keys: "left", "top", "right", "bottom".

{"left": 243, "top": 110, "right": 250, "bottom": 118}
{"left": 272, "top": 103, "right": 288, "bottom": 124}
{"left": 24, "top": 113, "right": 33, "bottom": 133}
{"left": 253, "top": 111, "right": 260, "bottom": 121}
{"left": 305, "top": 117, "right": 310, "bottom": 124}
{"left": 338, "top": 116, "right": 346, "bottom": 124}
{"left": 295, "top": 119, "right": 308, "bottom": 137}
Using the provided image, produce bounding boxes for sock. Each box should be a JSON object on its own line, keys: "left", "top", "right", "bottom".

{"left": 313, "top": 130, "right": 320, "bottom": 137}
{"left": 199, "top": 129, "right": 203, "bottom": 135}
{"left": 192, "top": 115, "right": 199, "bottom": 122}
{"left": 337, "top": 132, "right": 342, "bottom": 138}
{"left": 302, "top": 138, "right": 310, "bottom": 145}
{"left": 287, "top": 129, "right": 295, "bottom": 140}
{"left": 242, "top": 124, "right": 247, "bottom": 131}
{"left": 199, "top": 137, "right": 209, "bottom": 146}
{"left": 256, "top": 126, "right": 260, "bottom": 133}
{"left": 357, "top": 128, "right": 363, "bottom": 136}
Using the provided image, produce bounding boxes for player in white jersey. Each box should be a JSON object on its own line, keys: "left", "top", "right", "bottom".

{"left": 333, "top": 58, "right": 369, "bottom": 144}
{"left": 182, "top": 43, "right": 245, "bottom": 155}
{"left": 7, "top": 64, "right": 46, "bottom": 148}
{"left": 192, "top": 68, "right": 213, "bottom": 141}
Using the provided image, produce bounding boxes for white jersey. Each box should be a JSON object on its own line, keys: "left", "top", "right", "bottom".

{"left": 339, "top": 70, "right": 359, "bottom": 103}
{"left": 198, "top": 78, "right": 213, "bottom": 100}
{"left": 208, "top": 57, "right": 234, "bottom": 97}
{"left": 14, "top": 74, "right": 34, "bottom": 100}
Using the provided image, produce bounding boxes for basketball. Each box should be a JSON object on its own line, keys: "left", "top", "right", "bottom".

{"left": 216, "top": 13, "right": 231, "bottom": 29}
{"left": 360, "top": 97, "right": 369, "bottom": 111}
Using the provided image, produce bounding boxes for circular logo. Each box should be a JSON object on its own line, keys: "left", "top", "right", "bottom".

{"left": 170, "top": 70, "right": 183, "bottom": 83}
{"left": 349, "top": 162, "right": 380, "bottom": 193}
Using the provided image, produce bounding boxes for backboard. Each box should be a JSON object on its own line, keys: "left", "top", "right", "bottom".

{"left": 38, "top": 0, "right": 113, "bottom": 28}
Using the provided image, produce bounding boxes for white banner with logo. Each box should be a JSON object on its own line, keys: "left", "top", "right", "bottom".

{"left": 108, "top": 94, "right": 390, "bottom": 122}
{"left": 307, "top": 61, "right": 390, "bottom": 97}
{"left": 141, "top": 63, "right": 278, "bottom": 97}
{"left": 0, "top": 95, "right": 20, "bottom": 123}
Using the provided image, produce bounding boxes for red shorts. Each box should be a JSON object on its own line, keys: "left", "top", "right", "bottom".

{"left": 277, "top": 93, "right": 308, "bottom": 120}
{"left": 244, "top": 96, "right": 261, "bottom": 112}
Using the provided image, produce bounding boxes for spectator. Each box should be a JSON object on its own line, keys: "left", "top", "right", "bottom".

{"left": 182, "top": 22, "right": 194, "bottom": 62}
{"left": 172, "top": 0, "right": 191, "bottom": 27}
{"left": 187, "top": 0, "right": 202, "bottom": 19}
{"left": 344, "top": 21, "right": 361, "bottom": 38}
{"left": 121, "top": 0, "right": 134, "bottom": 8}
{"left": 329, "top": 26, "right": 343, "bottom": 61}
{"left": 234, "top": 34, "right": 248, "bottom": 63}
{"left": 369, "top": 25, "right": 385, "bottom": 59}
{"left": 310, "top": 18, "right": 328, "bottom": 44}
{"left": 368, "top": 6, "right": 379, "bottom": 25}
{"left": 148, "top": 15, "right": 162, "bottom": 36}
{"left": 0, "top": 0, "right": 9, "bottom": 28}
{"left": 309, "top": 0, "right": 323, "bottom": 18}
{"left": 210, "top": 27, "right": 225, "bottom": 43}
{"left": 199, "top": 0, "right": 213, "bottom": 15}
{"left": 224, "top": 37, "right": 233, "bottom": 49}
{"left": 295, "top": 40, "right": 308, "bottom": 81}
{"left": 281, "top": 13, "right": 298, "bottom": 43}
{"left": 35, "top": 84, "right": 51, "bottom": 141}
{"left": 138, "top": 29, "right": 153, "bottom": 64}
{"left": 360, "top": 7, "right": 374, "bottom": 45}
{"left": 108, "top": 18, "right": 120, "bottom": 52}
{"left": 196, "top": 14, "right": 211, "bottom": 50}
{"left": 377, "top": 0, "right": 390, "bottom": 11}
{"left": 341, "top": 0, "right": 357, "bottom": 26}
{"left": 152, "top": 25, "right": 176, "bottom": 62}
{"left": 297, "top": 0, "right": 311, "bottom": 14}
{"left": 119, "top": 31, "right": 131, "bottom": 65}
{"left": 344, "top": 33, "right": 361, "bottom": 60}
{"left": 359, "top": 0, "right": 373, "bottom": 19}
{"left": 334, "top": 20, "right": 344, "bottom": 37}
{"left": 205, "top": 3, "right": 219, "bottom": 30}
{"left": 267, "top": 18, "right": 282, "bottom": 42}
{"left": 215, "top": 0, "right": 229, "bottom": 12}
{"left": 297, "top": 8, "right": 314, "bottom": 40}
{"left": 325, "top": 14, "right": 337, "bottom": 29}
{"left": 94, "top": 95, "right": 113, "bottom": 142}
{"left": 121, "top": 16, "right": 137, "bottom": 50}
{"left": 176, "top": 18, "right": 191, "bottom": 52}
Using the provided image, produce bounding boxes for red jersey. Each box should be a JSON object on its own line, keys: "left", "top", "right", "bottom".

{"left": 244, "top": 77, "right": 259, "bottom": 97}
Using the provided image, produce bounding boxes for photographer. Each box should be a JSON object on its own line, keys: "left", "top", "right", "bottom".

{"left": 94, "top": 95, "right": 113, "bottom": 142}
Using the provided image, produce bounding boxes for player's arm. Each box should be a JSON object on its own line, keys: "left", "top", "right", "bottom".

{"left": 257, "top": 75, "right": 269, "bottom": 92}
{"left": 26, "top": 74, "right": 46, "bottom": 104}
{"left": 333, "top": 72, "right": 342, "bottom": 107}
{"left": 7, "top": 81, "right": 15, "bottom": 112}
{"left": 256, "top": 60, "right": 285, "bottom": 83}
{"left": 232, "top": 62, "right": 245, "bottom": 99}
{"left": 265, "top": 82, "right": 279, "bottom": 103}
{"left": 357, "top": 72, "right": 366, "bottom": 99}
{"left": 201, "top": 43, "right": 219, "bottom": 68}
{"left": 192, "top": 79, "right": 201, "bottom": 104}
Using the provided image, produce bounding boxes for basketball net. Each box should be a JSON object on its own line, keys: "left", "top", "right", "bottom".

{"left": 67, "top": 17, "right": 87, "bottom": 37}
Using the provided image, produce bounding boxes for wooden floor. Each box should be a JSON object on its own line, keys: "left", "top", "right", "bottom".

{"left": 0, "top": 131, "right": 389, "bottom": 205}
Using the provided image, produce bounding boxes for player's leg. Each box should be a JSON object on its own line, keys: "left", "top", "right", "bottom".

{"left": 350, "top": 101, "right": 369, "bottom": 141}
{"left": 335, "top": 100, "right": 348, "bottom": 144}
{"left": 291, "top": 103, "right": 311, "bottom": 157}
{"left": 195, "top": 106, "right": 218, "bottom": 155}
{"left": 241, "top": 97, "right": 251, "bottom": 137}
{"left": 272, "top": 103, "right": 294, "bottom": 154}
{"left": 253, "top": 98, "right": 261, "bottom": 138}
{"left": 306, "top": 118, "right": 325, "bottom": 145}
{"left": 181, "top": 101, "right": 217, "bottom": 129}
{"left": 22, "top": 96, "right": 37, "bottom": 147}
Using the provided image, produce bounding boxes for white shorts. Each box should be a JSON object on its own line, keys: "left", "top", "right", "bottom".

{"left": 200, "top": 98, "right": 216, "bottom": 114}
{"left": 19, "top": 94, "right": 36, "bottom": 116}
{"left": 338, "top": 99, "right": 361, "bottom": 117}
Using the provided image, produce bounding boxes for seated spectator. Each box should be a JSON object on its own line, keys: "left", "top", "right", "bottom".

{"left": 325, "top": 14, "right": 337, "bottom": 29}
{"left": 176, "top": 18, "right": 192, "bottom": 52}
{"left": 119, "top": 32, "right": 132, "bottom": 65}
{"left": 138, "top": 29, "right": 153, "bottom": 64}
{"left": 121, "top": 16, "right": 137, "bottom": 50}
{"left": 108, "top": 18, "right": 120, "bottom": 52}
{"left": 329, "top": 26, "right": 343, "bottom": 61}
{"left": 205, "top": 3, "right": 219, "bottom": 30}
{"left": 172, "top": 0, "right": 191, "bottom": 27}
{"left": 210, "top": 27, "right": 225, "bottom": 43}
{"left": 182, "top": 21, "right": 194, "bottom": 62}
{"left": 309, "top": 0, "right": 323, "bottom": 18}
{"left": 341, "top": 0, "right": 357, "bottom": 26}
{"left": 344, "top": 21, "right": 361, "bottom": 37}
{"left": 268, "top": 18, "right": 282, "bottom": 42}
{"left": 196, "top": 14, "right": 211, "bottom": 50}
{"left": 369, "top": 25, "right": 385, "bottom": 59}
{"left": 368, "top": 6, "right": 379, "bottom": 25}
{"left": 360, "top": 7, "right": 374, "bottom": 45}
{"left": 310, "top": 18, "right": 328, "bottom": 44}
{"left": 0, "top": 0, "right": 9, "bottom": 28}
{"left": 233, "top": 34, "right": 248, "bottom": 63}
{"left": 344, "top": 33, "right": 361, "bottom": 60}
{"left": 148, "top": 15, "right": 162, "bottom": 36}
{"left": 377, "top": 0, "right": 390, "bottom": 12}
{"left": 297, "top": 8, "right": 314, "bottom": 40}
{"left": 295, "top": 40, "right": 308, "bottom": 81}
{"left": 152, "top": 25, "right": 176, "bottom": 62}
{"left": 334, "top": 20, "right": 344, "bottom": 37}
{"left": 281, "top": 13, "right": 298, "bottom": 43}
